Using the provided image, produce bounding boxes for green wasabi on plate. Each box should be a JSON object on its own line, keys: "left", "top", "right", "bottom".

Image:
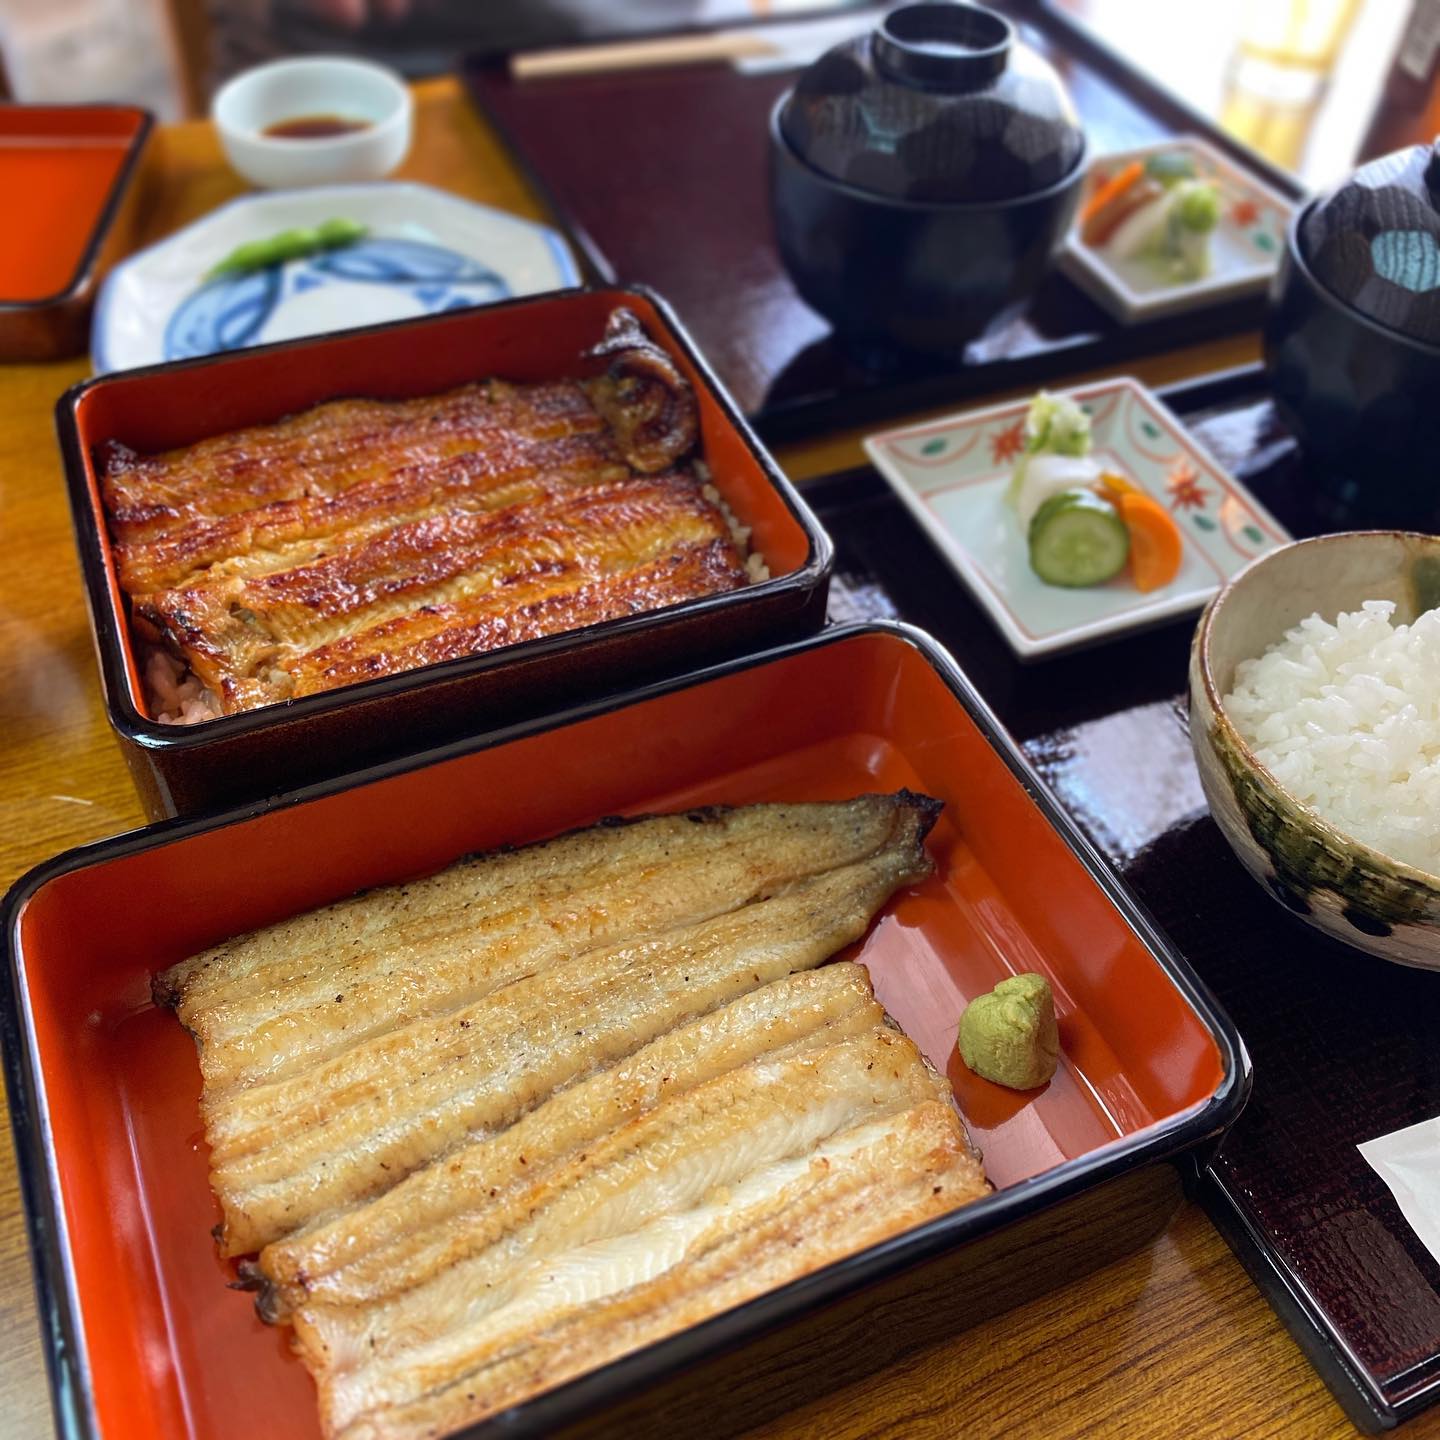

{"left": 205, "top": 217, "right": 369, "bottom": 280}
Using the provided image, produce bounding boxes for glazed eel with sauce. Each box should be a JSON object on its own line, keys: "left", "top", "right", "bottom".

{"left": 100, "top": 309, "right": 753, "bottom": 717}
{"left": 156, "top": 793, "right": 990, "bottom": 1440}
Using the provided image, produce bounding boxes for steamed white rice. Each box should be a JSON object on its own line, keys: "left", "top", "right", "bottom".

{"left": 1223, "top": 600, "right": 1440, "bottom": 876}
{"left": 144, "top": 648, "right": 222, "bottom": 725}
{"left": 701, "top": 480, "right": 770, "bottom": 583}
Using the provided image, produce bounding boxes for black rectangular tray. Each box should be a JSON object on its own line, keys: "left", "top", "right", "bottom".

{"left": 810, "top": 362, "right": 1440, "bottom": 1430}
{"left": 462, "top": 1, "right": 1305, "bottom": 444}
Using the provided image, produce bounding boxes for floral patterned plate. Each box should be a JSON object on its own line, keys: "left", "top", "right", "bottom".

{"left": 1059, "top": 137, "right": 1296, "bottom": 324}
{"left": 92, "top": 182, "right": 579, "bottom": 373}
{"left": 862, "top": 377, "right": 1291, "bottom": 660}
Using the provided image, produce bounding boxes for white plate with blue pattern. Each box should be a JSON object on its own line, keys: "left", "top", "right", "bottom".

{"left": 92, "top": 181, "right": 580, "bottom": 373}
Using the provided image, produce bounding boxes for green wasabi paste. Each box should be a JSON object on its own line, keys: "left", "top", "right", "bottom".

{"left": 957, "top": 973, "right": 1059, "bottom": 1090}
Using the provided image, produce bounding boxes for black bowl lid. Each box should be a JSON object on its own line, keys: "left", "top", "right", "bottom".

{"left": 1299, "top": 139, "right": 1440, "bottom": 345}
{"left": 778, "top": 2, "right": 1084, "bottom": 204}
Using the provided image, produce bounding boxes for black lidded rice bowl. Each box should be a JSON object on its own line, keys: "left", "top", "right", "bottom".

{"left": 53, "top": 284, "right": 834, "bottom": 820}
{"left": 1265, "top": 160, "right": 1440, "bottom": 529}
{"left": 769, "top": 101, "right": 1087, "bottom": 359}
{"left": 768, "top": 2, "right": 1088, "bottom": 358}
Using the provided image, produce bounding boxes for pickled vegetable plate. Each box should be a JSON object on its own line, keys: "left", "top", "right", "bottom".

{"left": 863, "top": 377, "right": 1290, "bottom": 659}
{"left": 1059, "top": 137, "right": 1295, "bottom": 324}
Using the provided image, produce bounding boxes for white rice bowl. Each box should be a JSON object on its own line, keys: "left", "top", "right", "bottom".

{"left": 1222, "top": 599, "right": 1440, "bottom": 878}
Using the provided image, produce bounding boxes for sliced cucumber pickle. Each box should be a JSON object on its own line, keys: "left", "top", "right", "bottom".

{"left": 1027, "top": 487, "right": 1129, "bottom": 588}
{"left": 1144, "top": 150, "right": 1198, "bottom": 186}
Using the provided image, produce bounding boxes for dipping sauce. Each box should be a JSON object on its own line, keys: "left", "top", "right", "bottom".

{"left": 261, "top": 114, "right": 372, "bottom": 140}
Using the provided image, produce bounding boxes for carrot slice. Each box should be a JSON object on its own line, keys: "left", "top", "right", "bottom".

{"left": 1118, "top": 491, "right": 1184, "bottom": 593}
{"left": 1097, "top": 470, "right": 1140, "bottom": 500}
{"left": 1079, "top": 160, "right": 1144, "bottom": 231}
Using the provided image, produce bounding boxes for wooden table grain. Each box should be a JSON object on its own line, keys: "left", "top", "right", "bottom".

{"left": 0, "top": 77, "right": 1422, "bottom": 1440}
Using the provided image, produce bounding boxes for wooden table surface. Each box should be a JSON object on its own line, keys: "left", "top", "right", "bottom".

{"left": 0, "top": 77, "right": 1424, "bottom": 1440}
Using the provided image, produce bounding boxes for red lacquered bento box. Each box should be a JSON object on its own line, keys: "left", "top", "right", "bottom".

{"left": 1, "top": 622, "right": 1247, "bottom": 1440}
{"left": 0, "top": 104, "right": 152, "bottom": 360}
{"left": 54, "top": 286, "right": 832, "bottom": 819}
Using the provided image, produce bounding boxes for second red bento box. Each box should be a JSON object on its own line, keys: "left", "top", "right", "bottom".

{"left": 1, "top": 622, "right": 1247, "bottom": 1440}
{"left": 55, "top": 285, "right": 832, "bottom": 818}
{"left": 0, "top": 103, "right": 152, "bottom": 360}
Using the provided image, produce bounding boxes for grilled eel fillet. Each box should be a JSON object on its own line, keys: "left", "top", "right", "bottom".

{"left": 158, "top": 792, "right": 947, "bottom": 1254}
{"left": 101, "top": 309, "right": 743, "bottom": 714}
{"left": 158, "top": 793, "right": 990, "bottom": 1439}
{"left": 298, "top": 1023, "right": 985, "bottom": 1440}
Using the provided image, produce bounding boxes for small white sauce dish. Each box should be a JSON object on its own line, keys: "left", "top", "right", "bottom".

{"left": 212, "top": 56, "right": 413, "bottom": 190}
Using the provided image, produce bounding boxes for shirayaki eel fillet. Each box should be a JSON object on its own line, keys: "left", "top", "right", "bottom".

{"left": 156, "top": 792, "right": 944, "bottom": 1256}
{"left": 258, "top": 964, "right": 886, "bottom": 1319}
{"left": 328, "top": 1102, "right": 984, "bottom": 1440}
{"left": 159, "top": 791, "right": 991, "bottom": 1440}
{"left": 158, "top": 796, "right": 932, "bottom": 1097}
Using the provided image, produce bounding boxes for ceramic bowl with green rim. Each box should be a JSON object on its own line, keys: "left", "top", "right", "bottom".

{"left": 1188, "top": 530, "right": 1440, "bottom": 969}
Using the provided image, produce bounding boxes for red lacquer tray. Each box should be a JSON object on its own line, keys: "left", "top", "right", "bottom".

{"left": 1, "top": 624, "right": 1246, "bottom": 1440}
{"left": 0, "top": 104, "right": 152, "bottom": 360}
{"left": 56, "top": 285, "right": 831, "bottom": 820}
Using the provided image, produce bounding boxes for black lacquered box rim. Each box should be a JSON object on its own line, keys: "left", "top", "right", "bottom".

{"left": 53, "top": 283, "right": 834, "bottom": 755}
{"left": 0, "top": 619, "right": 1248, "bottom": 1440}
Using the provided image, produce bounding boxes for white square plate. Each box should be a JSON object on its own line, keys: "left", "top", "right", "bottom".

{"left": 863, "top": 377, "right": 1292, "bottom": 659}
{"left": 1059, "top": 137, "right": 1298, "bottom": 324}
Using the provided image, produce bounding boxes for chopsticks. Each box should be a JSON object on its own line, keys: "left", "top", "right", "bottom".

{"left": 510, "top": 30, "right": 781, "bottom": 81}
